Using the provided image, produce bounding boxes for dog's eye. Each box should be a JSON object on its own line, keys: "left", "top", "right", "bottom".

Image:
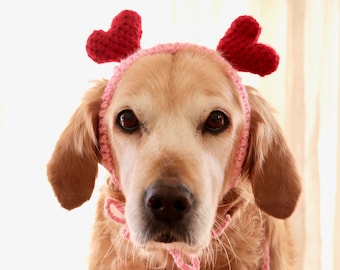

{"left": 117, "top": 110, "right": 140, "bottom": 133}
{"left": 204, "top": 110, "right": 230, "bottom": 134}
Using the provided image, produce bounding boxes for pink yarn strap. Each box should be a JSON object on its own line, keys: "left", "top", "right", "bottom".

{"left": 105, "top": 198, "right": 126, "bottom": 224}
{"left": 121, "top": 225, "right": 130, "bottom": 239}
{"left": 228, "top": 72, "right": 251, "bottom": 190}
{"left": 211, "top": 213, "right": 231, "bottom": 239}
{"left": 169, "top": 249, "right": 200, "bottom": 270}
{"left": 105, "top": 198, "right": 131, "bottom": 239}
{"left": 262, "top": 239, "right": 270, "bottom": 270}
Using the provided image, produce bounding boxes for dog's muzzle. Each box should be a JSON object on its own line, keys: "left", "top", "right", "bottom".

{"left": 143, "top": 180, "right": 195, "bottom": 244}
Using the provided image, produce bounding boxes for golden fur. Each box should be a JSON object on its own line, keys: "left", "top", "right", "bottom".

{"left": 47, "top": 48, "right": 301, "bottom": 269}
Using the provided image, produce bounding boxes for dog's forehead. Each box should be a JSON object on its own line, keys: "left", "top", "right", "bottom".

{"left": 113, "top": 49, "right": 241, "bottom": 111}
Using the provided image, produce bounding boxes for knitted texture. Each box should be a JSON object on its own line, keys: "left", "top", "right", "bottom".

{"left": 169, "top": 249, "right": 200, "bottom": 270}
{"left": 86, "top": 10, "right": 142, "bottom": 63}
{"left": 217, "top": 15, "right": 279, "bottom": 76}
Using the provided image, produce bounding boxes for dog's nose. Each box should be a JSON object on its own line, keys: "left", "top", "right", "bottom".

{"left": 145, "top": 181, "right": 193, "bottom": 222}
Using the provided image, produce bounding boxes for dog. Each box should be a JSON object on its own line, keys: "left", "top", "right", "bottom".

{"left": 47, "top": 11, "right": 301, "bottom": 270}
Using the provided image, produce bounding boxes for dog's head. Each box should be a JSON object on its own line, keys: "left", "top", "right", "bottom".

{"left": 104, "top": 46, "right": 251, "bottom": 249}
{"left": 47, "top": 10, "right": 301, "bottom": 258}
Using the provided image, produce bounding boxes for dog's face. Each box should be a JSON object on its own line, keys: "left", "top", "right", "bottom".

{"left": 47, "top": 46, "right": 301, "bottom": 260}
{"left": 104, "top": 49, "right": 247, "bottom": 251}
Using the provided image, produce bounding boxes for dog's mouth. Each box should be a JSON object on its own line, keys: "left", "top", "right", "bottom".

{"left": 153, "top": 226, "right": 197, "bottom": 245}
{"left": 141, "top": 220, "right": 196, "bottom": 246}
{"left": 155, "top": 231, "right": 178, "bottom": 243}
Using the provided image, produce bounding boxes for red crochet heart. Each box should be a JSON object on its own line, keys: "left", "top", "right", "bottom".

{"left": 86, "top": 10, "right": 142, "bottom": 63}
{"left": 217, "top": 16, "right": 279, "bottom": 76}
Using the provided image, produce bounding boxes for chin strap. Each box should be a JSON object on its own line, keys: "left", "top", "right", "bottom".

{"left": 262, "top": 239, "right": 270, "bottom": 270}
{"left": 211, "top": 214, "right": 231, "bottom": 239}
{"left": 169, "top": 249, "right": 200, "bottom": 270}
{"left": 104, "top": 198, "right": 130, "bottom": 239}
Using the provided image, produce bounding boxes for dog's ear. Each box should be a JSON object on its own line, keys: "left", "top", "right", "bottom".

{"left": 47, "top": 80, "right": 107, "bottom": 210}
{"left": 243, "top": 86, "right": 301, "bottom": 219}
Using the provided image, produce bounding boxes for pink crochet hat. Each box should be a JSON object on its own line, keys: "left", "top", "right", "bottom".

{"left": 86, "top": 10, "right": 279, "bottom": 191}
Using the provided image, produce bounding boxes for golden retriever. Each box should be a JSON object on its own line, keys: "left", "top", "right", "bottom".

{"left": 47, "top": 44, "right": 301, "bottom": 269}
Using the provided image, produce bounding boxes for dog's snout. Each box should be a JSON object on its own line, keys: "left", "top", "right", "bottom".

{"left": 145, "top": 181, "right": 193, "bottom": 222}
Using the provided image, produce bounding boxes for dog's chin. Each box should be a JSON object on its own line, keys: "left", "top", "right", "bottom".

{"left": 140, "top": 241, "right": 203, "bottom": 257}
{"left": 131, "top": 228, "right": 211, "bottom": 260}
{"left": 151, "top": 230, "right": 186, "bottom": 244}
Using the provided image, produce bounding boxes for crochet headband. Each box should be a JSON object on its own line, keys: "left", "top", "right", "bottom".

{"left": 86, "top": 10, "right": 279, "bottom": 192}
